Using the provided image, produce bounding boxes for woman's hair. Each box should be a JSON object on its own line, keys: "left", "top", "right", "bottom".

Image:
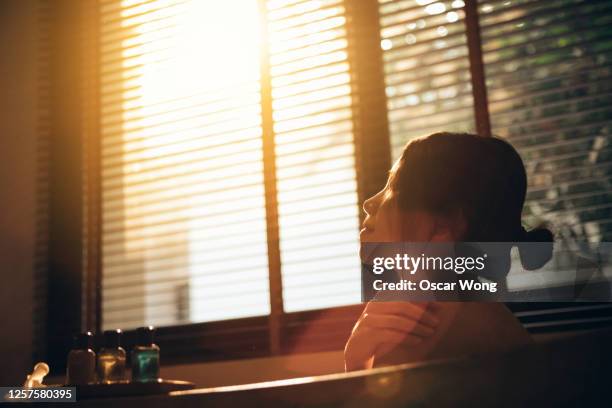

{"left": 388, "top": 132, "right": 553, "bottom": 271}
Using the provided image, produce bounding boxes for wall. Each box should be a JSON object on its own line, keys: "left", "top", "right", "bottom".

{"left": 0, "top": 0, "right": 41, "bottom": 386}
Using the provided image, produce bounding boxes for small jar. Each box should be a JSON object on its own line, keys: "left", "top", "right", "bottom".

{"left": 131, "top": 326, "right": 160, "bottom": 382}
{"left": 97, "top": 329, "right": 126, "bottom": 383}
{"left": 66, "top": 332, "right": 96, "bottom": 385}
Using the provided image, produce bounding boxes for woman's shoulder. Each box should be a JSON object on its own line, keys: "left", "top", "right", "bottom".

{"left": 374, "top": 302, "right": 532, "bottom": 367}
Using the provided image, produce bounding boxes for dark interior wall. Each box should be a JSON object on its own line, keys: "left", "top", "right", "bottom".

{"left": 0, "top": 0, "right": 40, "bottom": 386}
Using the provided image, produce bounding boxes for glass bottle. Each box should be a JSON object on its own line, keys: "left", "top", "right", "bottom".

{"left": 97, "top": 329, "right": 126, "bottom": 383}
{"left": 131, "top": 326, "right": 160, "bottom": 382}
{"left": 66, "top": 331, "right": 96, "bottom": 385}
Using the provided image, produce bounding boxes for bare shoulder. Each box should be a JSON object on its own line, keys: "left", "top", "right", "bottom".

{"left": 374, "top": 302, "right": 532, "bottom": 367}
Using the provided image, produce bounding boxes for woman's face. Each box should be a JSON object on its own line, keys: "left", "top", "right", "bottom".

{"left": 359, "top": 183, "right": 437, "bottom": 244}
{"left": 360, "top": 184, "right": 402, "bottom": 243}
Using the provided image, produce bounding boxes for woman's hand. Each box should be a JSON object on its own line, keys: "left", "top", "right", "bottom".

{"left": 344, "top": 301, "right": 440, "bottom": 371}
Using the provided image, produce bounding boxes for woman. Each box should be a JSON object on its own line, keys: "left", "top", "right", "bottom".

{"left": 344, "top": 132, "right": 553, "bottom": 371}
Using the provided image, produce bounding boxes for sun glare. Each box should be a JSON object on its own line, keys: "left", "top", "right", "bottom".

{"left": 102, "top": 0, "right": 268, "bottom": 327}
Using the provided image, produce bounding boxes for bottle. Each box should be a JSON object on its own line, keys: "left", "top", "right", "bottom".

{"left": 131, "top": 326, "right": 160, "bottom": 382}
{"left": 66, "top": 331, "right": 96, "bottom": 385}
{"left": 97, "top": 329, "right": 126, "bottom": 383}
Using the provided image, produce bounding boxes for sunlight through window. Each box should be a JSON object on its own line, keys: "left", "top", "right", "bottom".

{"left": 101, "top": 0, "right": 269, "bottom": 328}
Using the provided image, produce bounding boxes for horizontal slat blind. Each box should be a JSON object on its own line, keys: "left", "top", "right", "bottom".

{"left": 480, "top": 0, "right": 612, "bottom": 332}
{"left": 480, "top": 0, "right": 612, "bottom": 243}
{"left": 266, "top": 0, "right": 361, "bottom": 312}
{"left": 379, "top": 0, "right": 475, "bottom": 159}
{"left": 100, "top": 0, "right": 270, "bottom": 329}
{"left": 510, "top": 303, "right": 612, "bottom": 333}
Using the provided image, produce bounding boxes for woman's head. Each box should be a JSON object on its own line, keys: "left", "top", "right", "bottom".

{"left": 360, "top": 132, "right": 553, "bottom": 270}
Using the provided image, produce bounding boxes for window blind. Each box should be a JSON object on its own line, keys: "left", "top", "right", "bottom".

{"left": 379, "top": 0, "right": 612, "bottom": 332}
{"left": 379, "top": 0, "right": 475, "bottom": 159}
{"left": 99, "top": 0, "right": 365, "bottom": 329}
{"left": 266, "top": 0, "right": 361, "bottom": 312}
{"left": 100, "top": 0, "right": 270, "bottom": 329}
{"left": 479, "top": 0, "right": 612, "bottom": 243}
{"left": 480, "top": 0, "right": 612, "bottom": 331}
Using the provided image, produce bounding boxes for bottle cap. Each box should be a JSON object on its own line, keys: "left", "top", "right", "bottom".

{"left": 74, "top": 331, "right": 94, "bottom": 350}
{"left": 136, "top": 326, "right": 155, "bottom": 346}
{"left": 103, "top": 329, "right": 122, "bottom": 348}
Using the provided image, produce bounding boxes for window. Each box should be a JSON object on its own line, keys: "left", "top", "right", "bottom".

{"left": 479, "top": 0, "right": 612, "bottom": 243}
{"left": 76, "top": 0, "right": 612, "bottom": 356}
{"left": 480, "top": 0, "right": 612, "bottom": 304}
{"left": 378, "top": 0, "right": 612, "bottom": 331}
{"left": 379, "top": 0, "right": 612, "bottom": 243}
{"left": 101, "top": 0, "right": 271, "bottom": 328}
{"left": 99, "top": 0, "right": 362, "bottom": 330}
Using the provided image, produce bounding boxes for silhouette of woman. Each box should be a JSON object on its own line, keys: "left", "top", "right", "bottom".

{"left": 345, "top": 132, "right": 553, "bottom": 371}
